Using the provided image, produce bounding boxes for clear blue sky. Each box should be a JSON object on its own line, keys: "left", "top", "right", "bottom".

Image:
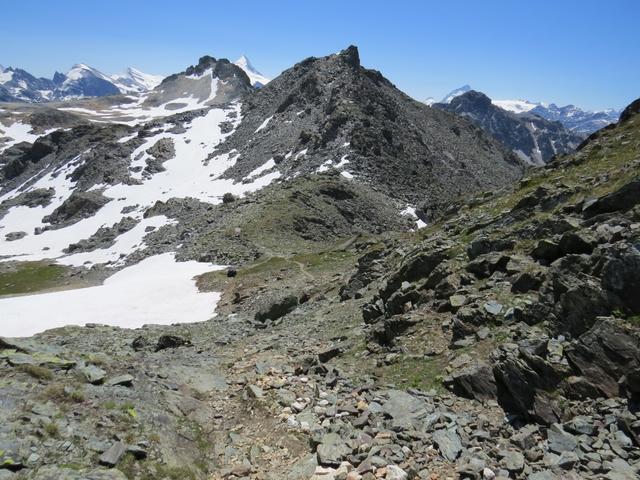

{"left": 2, "top": 0, "right": 638, "bottom": 110}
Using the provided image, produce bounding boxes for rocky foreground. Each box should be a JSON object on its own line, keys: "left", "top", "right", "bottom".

{"left": 0, "top": 105, "right": 639, "bottom": 480}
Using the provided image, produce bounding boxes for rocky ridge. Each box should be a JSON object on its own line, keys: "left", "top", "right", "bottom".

{"left": 216, "top": 46, "right": 524, "bottom": 208}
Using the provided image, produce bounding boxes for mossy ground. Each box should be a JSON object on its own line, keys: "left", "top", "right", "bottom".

{"left": 0, "top": 261, "right": 70, "bottom": 296}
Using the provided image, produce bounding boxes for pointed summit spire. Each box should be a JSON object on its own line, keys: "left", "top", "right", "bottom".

{"left": 233, "top": 55, "right": 270, "bottom": 88}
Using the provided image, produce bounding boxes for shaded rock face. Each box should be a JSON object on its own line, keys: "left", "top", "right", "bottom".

{"left": 566, "top": 318, "right": 640, "bottom": 399}
{"left": 42, "top": 191, "right": 111, "bottom": 229}
{"left": 0, "top": 123, "right": 134, "bottom": 189}
{"left": 434, "top": 90, "right": 584, "bottom": 165}
{"left": 217, "top": 46, "right": 524, "bottom": 208}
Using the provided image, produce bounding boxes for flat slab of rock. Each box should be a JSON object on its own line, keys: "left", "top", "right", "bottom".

{"left": 106, "top": 374, "right": 134, "bottom": 387}
{"left": 98, "top": 442, "right": 127, "bottom": 467}
{"left": 432, "top": 428, "right": 462, "bottom": 461}
{"left": 81, "top": 365, "right": 107, "bottom": 384}
{"left": 432, "top": 429, "right": 462, "bottom": 462}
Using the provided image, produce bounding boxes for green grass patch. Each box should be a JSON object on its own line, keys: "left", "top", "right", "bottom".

{"left": 0, "top": 261, "right": 69, "bottom": 296}
{"left": 18, "top": 364, "right": 54, "bottom": 381}
{"left": 378, "top": 356, "right": 447, "bottom": 393}
{"left": 44, "top": 422, "right": 59, "bottom": 437}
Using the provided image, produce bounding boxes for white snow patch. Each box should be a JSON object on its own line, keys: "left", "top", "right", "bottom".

{"left": 492, "top": 99, "right": 537, "bottom": 114}
{"left": 317, "top": 159, "right": 333, "bottom": 173}
{"left": 401, "top": 205, "right": 427, "bottom": 230}
{"left": 335, "top": 155, "right": 350, "bottom": 168}
{"left": 0, "top": 69, "right": 14, "bottom": 83}
{"left": 255, "top": 115, "right": 273, "bottom": 133}
{"left": 294, "top": 149, "right": 308, "bottom": 160}
{"left": 340, "top": 171, "right": 354, "bottom": 179}
{"left": 0, "top": 253, "right": 224, "bottom": 338}
{"left": 0, "top": 104, "right": 282, "bottom": 266}
{"left": 0, "top": 122, "right": 55, "bottom": 153}
{"left": 247, "top": 158, "right": 276, "bottom": 179}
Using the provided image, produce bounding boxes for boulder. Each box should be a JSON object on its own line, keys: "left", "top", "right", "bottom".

{"left": 432, "top": 428, "right": 462, "bottom": 461}
{"left": 558, "top": 231, "right": 595, "bottom": 255}
{"left": 466, "top": 252, "right": 510, "bottom": 278}
{"left": 255, "top": 295, "right": 299, "bottom": 322}
{"left": 98, "top": 442, "right": 127, "bottom": 467}
{"left": 531, "top": 239, "right": 561, "bottom": 263}
{"left": 155, "top": 334, "right": 192, "bottom": 351}
{"left": 582, "top": 178, "right": 640, "bottom": 217}
{"left": 443, "top": 362, "right": 497, "bottom": 401}
{"left": 80, "top": 364, "right": 106, "bottom": 385}
{"left": 565, "top": 317, "right": 640, "bottom": 399}
{"left": 467, "top": 237, "right": 515, "bottom": 260}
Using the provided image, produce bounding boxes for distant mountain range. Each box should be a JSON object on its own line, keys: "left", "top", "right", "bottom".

{"left": 432, "top": 85, "right": 621, "bottom": 135}
{"left": 434, "top": 90, "right": 584, "bottom": 165}
{"left": 0, "top": 55, "right": 270, "bottom": 103}
{"left": 0, "top": 63, "right": 163, "bottom": 102}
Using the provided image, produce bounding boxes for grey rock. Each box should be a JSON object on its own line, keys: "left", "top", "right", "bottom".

{"left": 98, "top": 442, "right": 127, "bottom": 467}
{"left": 287, "top": 453, "right": 318, "bottom": 480}
{"left": 105, "top": 374, "right": 134, "bottom": 387}
{"left": 557, "top": 451, "right": 579, "bottom": 469}
{"left": 254, "top": 295, "right": 299, "bottom": 323}
{"left": 80, "top": 364, "right": 107, "bottom": 384}
{"left": 245, "top": 384, "right": 264, "bottom": 399}
{"left": 547, "top": 424, "right": 578, "bottom": 453}
{"left": 432, "top": 428, "right": 462, "bottom": 461}
{"left": 500, "top": 450, "right": 525, "bottom": 473}
{"left": 316, "top": 433, "right": 351, "bottom": 466}
{"left": 484, "top": 300, "right": 503, "bottom": 316}
{"left": 528, "top": 471, "right": 558, "bottom": 480}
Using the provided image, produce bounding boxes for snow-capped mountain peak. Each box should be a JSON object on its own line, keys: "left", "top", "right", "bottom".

{"left": 110, "top": 67, "right": 164, "bottom": 94}
{"left": 491, "top": 99, "right": 538, "bottom": 114}
{"left": 234, "top": 55, "right": 270, "bottom": 88}
{"left": 63, "top": 63, "right": 112, "bottom": 84}
{"left": 441, "top": 84, "right": 472, "bottom": 103}
{"left": 433, "top": 85, "right": 621, "bottom": 135}
{"left": 0, "top": 65, "right": 14, "bottom": 83}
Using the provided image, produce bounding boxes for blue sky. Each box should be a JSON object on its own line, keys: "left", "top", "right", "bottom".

{"left": 2, "top": 0, "right": 638, "bottom": 110}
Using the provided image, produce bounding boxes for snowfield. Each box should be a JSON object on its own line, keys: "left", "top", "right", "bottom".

{"left": 0, "top": 253, "right": 223, "bottom": 338}
{"left": 0, "top": 103, "right": 281, "bottom": 267}
{"left": 0, "top": 122, "right": 56, "bottom": 153}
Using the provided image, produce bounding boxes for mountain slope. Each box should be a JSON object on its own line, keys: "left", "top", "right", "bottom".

{"left": 53, "top": 64, "right": 120, "bottom": 99}
{"left": 0, "top": 66, "right": 57, "bottom": 102}
{"left": 218, "top": 46, "right": 523, "bottom": 211}
{"left": 0, "top": 82, "right": 637, "bottom": 480}
{"left": 0, "top": 46, "right": 523, "bottom": 271}
{"left": 142, "top": 55, "right": 253, "bottom": 109}
{"left": 434, "top": 90, "right": 584, "bottom": 164}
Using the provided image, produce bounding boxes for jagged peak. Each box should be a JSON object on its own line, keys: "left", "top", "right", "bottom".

{"left": 337, "top": 45, "right": 360, "bottom": 67}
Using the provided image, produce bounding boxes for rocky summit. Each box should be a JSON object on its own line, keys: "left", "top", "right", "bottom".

{"left": 0, "top": 43, "right": 638, "bottom": 480}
